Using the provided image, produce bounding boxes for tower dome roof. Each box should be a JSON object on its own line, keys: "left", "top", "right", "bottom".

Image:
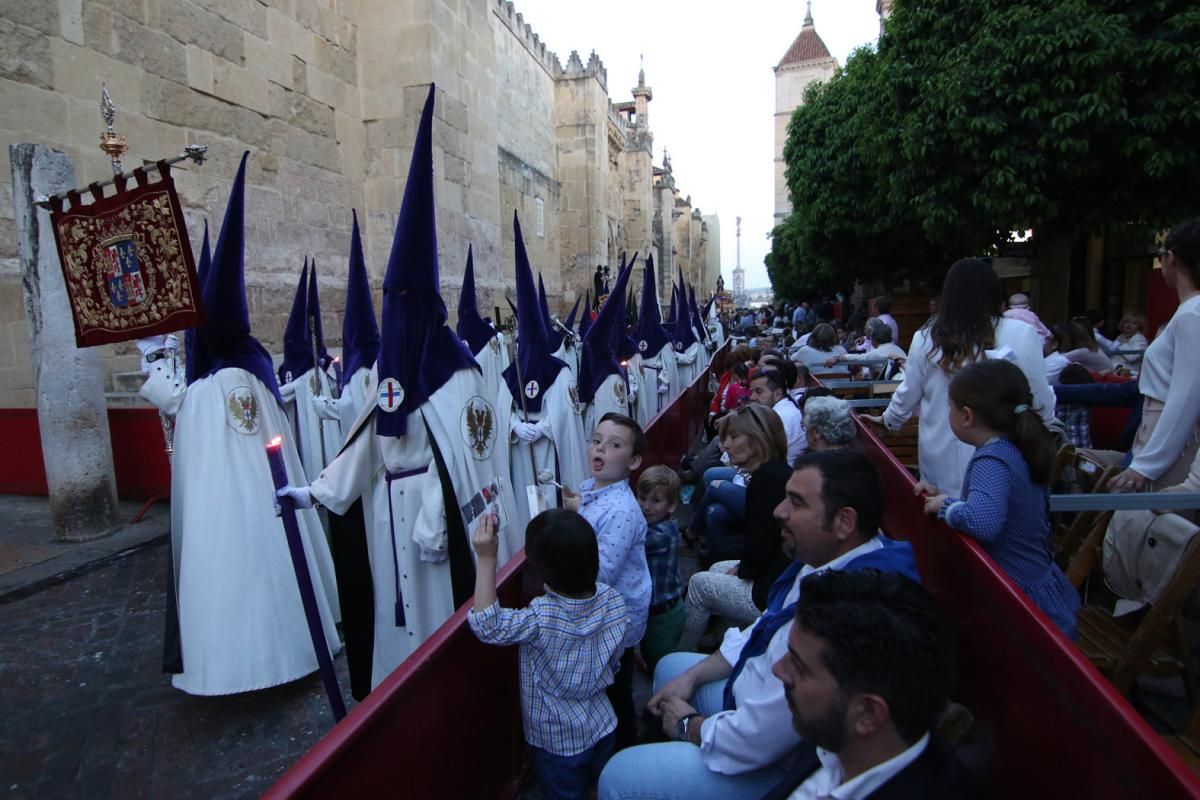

{"left": 777, "top": 5, "right": 832, "bottom": 68}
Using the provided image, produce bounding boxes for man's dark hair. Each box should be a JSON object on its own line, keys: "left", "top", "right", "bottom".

{"left": 525, "top": 509, "right": 599, "bottom": 595}
{"left": 795, "top": 569, "right": 957, "bottom": 745}
{"left": 598, "top": 411, "right": 646, "bottom": 457}
{"left": 875, "top": 296, "right": 893, "bottom": 315}
{"left": 799, "top": 386, "right": 833, "bottom": 410}
{"left": 790, "top": 449, "right": 883, "bottom": 538}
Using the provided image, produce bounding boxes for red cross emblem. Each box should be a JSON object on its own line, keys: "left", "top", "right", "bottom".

{"left": 378, "top": 377, "right": 405, "bottom": 412}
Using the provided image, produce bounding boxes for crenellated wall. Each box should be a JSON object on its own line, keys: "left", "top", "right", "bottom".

{"left": 0, "top": 0, "right": 717, "bottom": 405}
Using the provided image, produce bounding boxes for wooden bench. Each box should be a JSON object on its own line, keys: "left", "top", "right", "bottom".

{"left": 878, "top": 417, "right": 919, "bottom": 477}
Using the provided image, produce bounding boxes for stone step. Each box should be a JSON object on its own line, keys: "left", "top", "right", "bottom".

{"left": 112, "top": 371, "right": 146, "bottom": 394}
{"left": 105, "top": 391, "right": 152, "bottom": 408}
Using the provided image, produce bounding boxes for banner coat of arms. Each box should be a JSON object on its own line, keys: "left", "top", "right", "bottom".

{"left": 48, "top": 162, "right": 204, "bottom": 347}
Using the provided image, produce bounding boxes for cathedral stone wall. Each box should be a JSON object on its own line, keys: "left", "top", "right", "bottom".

{"left": 0, "top": 0, "right": 718, "bottom": 407}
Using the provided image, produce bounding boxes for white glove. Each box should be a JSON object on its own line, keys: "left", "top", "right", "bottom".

{"left": 311, "top": 394, "right": 340, "bottom": 421}
{"left": 163, "top": 333, "right": 179, "bottom": 352}
{"left": 658, "top": 382, "right": 669, "bottom": 395}
{"left": 275, "top": 485, "right": 315, "bottom": 509}
{"left": 513, "top": 421, "right": 544, "bottom": 442}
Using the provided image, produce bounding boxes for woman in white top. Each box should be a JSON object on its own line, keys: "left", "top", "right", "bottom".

{"left": 1057, "top": 320, "right": 1115, "bottom": 374}
{"left": 828, "top": 320, "right": 907, "bottom": 378}
{"left": 864, "top": 258, "right": 1057, "bottom": 497}
{"left": 789, "top": 322, "right": 847, "bottom": 366}
{"left": 1110, "top": 220, "right": 1200, "bottom": 492}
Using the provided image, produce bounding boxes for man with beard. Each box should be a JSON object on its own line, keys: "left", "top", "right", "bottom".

{"left": 763, "top": 569, "right": 968, "bottom": 799}
{"left": 598, "top": 450, "right": 918, "bottom": 799}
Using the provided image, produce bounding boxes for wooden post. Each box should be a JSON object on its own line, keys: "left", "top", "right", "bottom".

{"left": 10, "top": 143, "right": 120, "bottom": 541}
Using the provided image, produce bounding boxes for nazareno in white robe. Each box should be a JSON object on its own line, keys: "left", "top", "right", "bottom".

{"left": 326, "top": 365, "right": 374, "bottom": 444}
{"left": 632, "top": 351, "right": 660, "bottom": 426}
{"left": 280, "top": 366, "right": 343, "bottom": 482}
{"left": 149, "top": 365, "right": 342, "bottom": 696}
{"left": 641, "top": 343, "right": 679, "bottom": 418}
{"left": 309, "top": 366, "right": 520, "bottom": 689}
{"left": 674, "top": 340, "right": 704, "bottom": 393}
{"left": 506, "top": 369, "right": 589, "bottom": 531}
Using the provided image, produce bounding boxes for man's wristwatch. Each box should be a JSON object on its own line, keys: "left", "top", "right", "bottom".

{"left": 677, "top": 712, "right": 702, "bottom": 743}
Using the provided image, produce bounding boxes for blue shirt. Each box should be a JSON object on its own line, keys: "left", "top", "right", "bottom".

{"left": 468, "top": 585, "right": 628, "bottom": 756}
{"left": 645, "top": 518, "right": 682, "bottom": 607}
{"left": 579, "top": 478, "right": 651, "bottom": 648}
{"left": 939, "top": 437, "right": 1080, "bottom": 637}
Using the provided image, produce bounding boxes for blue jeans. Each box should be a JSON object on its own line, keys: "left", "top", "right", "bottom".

{"left": 535, "top": 731, "right": 616, "bottom": 800}
{"left": 597, "top": 653, "right": 788, "bottom": 800}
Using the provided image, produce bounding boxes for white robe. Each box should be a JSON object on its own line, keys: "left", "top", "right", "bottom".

{"left": 328, "top": 365, "right": 374, "bottom": 443}
{"left": 674, "top": 341, "right": 703, "bottom": 394}
{"left": 150, "top": 366, "right": 342, "bottom": 696}
{"left": 507, "top": 371, "right": 589, "bottom": 530}
{"left": 641, "top": 344, "right": 679, "bottom": 419}
{"left": 552, "top": 339, "right": 580, "bottom": 385}
{"left": 280, "top": 366, "right": 343, "bottom": 483}
{"left": 473, "top": 334, "right": 512, "bottom": 405}
{"left": 584, "top": 371, "right": 631, "bottom": 436}
{"left": 309, "top": 367, "right": 520, "bottom": 689}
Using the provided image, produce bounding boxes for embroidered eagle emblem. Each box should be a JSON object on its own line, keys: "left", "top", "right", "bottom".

{"left": 225, "top": 386, "right": 260, "bottom": 435}
{"left": 461, "top": 395, "right": 497, "bottom": 461}
{"left": 613, "top": 379, "right": 627, "bottom": 407}
{"left": 567, "top": 380, "right": 581, "bottom": 414}
{"left": 309, "top": 371, "right": 320, "bottom": 396}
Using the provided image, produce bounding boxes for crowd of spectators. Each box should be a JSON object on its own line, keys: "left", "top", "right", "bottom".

{"left": 465, "top": 218, "right": 1200, "bottom": 799}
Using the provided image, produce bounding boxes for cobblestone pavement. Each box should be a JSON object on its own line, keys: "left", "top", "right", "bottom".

{"left": 0, "top": 542, "right": 351, "bottom": 799}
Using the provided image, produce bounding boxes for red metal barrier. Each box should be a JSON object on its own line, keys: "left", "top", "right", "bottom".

{"left": 858, "top": 421, "right": 1200, "bottom": 798}
{"left": 0, "top": 407, "right": 171, "bottom": 498}
{"left": 267, "top": 352, "right": 724, "bottom": 800}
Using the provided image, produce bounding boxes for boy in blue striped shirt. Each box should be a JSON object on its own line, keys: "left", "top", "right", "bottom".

{"left": 469, "top": 509, "right": 628, "bottom": 800}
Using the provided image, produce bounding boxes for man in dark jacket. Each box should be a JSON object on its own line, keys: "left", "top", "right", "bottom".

{"left": 763, "top": 569, "right": 970, "bottom": 799}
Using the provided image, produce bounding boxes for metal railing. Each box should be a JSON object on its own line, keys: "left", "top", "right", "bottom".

{"left": 1048, "top": 492, "right": 1200, "bottom": 513}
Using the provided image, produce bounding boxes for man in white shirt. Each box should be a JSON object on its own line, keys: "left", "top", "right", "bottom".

{"left": 749, "top": 365, "right": 806, "bottom": 465}
{"left": 597, "top": 451, "right": 919, "bottom": 800}
{"left": 761, "top": 570, "right": 969, "bottom": 800}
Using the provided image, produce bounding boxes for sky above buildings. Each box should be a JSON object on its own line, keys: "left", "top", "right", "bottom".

{"left": 511, "top": 0, "right": 882, "bottom": 292}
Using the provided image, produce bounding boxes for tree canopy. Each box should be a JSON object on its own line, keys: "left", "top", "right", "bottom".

{"left": 769, "top": 0, "right": 1200, "bottom": 297}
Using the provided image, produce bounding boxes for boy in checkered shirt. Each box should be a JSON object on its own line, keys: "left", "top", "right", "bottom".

{"left": 468, "top": 508, "right": 628, "bottom": 800}
{"left": 636, "top": 465, "right": 684, "bottom": 672}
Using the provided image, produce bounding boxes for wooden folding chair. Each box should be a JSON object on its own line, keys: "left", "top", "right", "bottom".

{"left": 1049, "top": 447, "right": 1121, "bottom": 568}
{"left": 1164, "top": 703, "right": 1200, "bottom": 771}
{"left": 1072, "top": 520, "right": 1200, "bottom": 701}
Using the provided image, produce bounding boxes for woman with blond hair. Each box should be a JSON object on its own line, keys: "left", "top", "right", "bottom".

{"left": 677, "top": 404, "right": 791, "bottom": 650}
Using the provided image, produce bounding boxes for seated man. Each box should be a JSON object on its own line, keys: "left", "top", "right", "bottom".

{"left": 762, "top": 569, "right": 969, "bottom": 799}
{"left": 597, "top": 450, "right": 919, "bottom": 799}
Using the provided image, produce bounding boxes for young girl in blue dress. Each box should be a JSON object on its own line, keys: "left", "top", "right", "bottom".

{"left": 919, "top": 359, "right": 1081, "bottom": 637}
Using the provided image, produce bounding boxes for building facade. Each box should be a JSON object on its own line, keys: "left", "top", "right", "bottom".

{"left": 0, "top": 0, "right": 717, "bottom": 405}
{"left": 773, "top": 4, "right": 838, "bottom": 226}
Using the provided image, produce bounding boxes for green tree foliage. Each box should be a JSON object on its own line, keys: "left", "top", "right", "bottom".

{"left": 769, "top": 0, "right": 1200, "bottom": 297}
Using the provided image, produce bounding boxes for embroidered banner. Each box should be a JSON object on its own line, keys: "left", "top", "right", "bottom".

{"left": 49, "top": 162, "right": 203, "bottom": 348}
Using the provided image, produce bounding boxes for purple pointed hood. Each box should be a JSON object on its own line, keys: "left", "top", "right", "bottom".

{"left": 502, "top": 213, "right": 567, "bottom": 414}
{"left": 190, "top": 151, "right": 282, "bottom": 405}
{"left": 457, "top": 245, "right": 498, "bottom": 355}
{"left": 340, "top": 209, "right": 380, "bottom": 387}
{"left": 376, "top": 84, "right": 478, "bottom": 437}
{"left": 635, "top": 253, "right": 670, "bottom": 357}
{"left": 184, "top": 221, "right": 211, "bottom": 384}
{"left": 579, "top": 257, "right": 634, "bottom": 404}
{"left": 278, "top": 258, "right": 312, "bottom": 384}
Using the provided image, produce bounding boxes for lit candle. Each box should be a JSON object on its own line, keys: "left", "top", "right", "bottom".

{"left": 265, "top": 435, "right": 288, "bottom": 490}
